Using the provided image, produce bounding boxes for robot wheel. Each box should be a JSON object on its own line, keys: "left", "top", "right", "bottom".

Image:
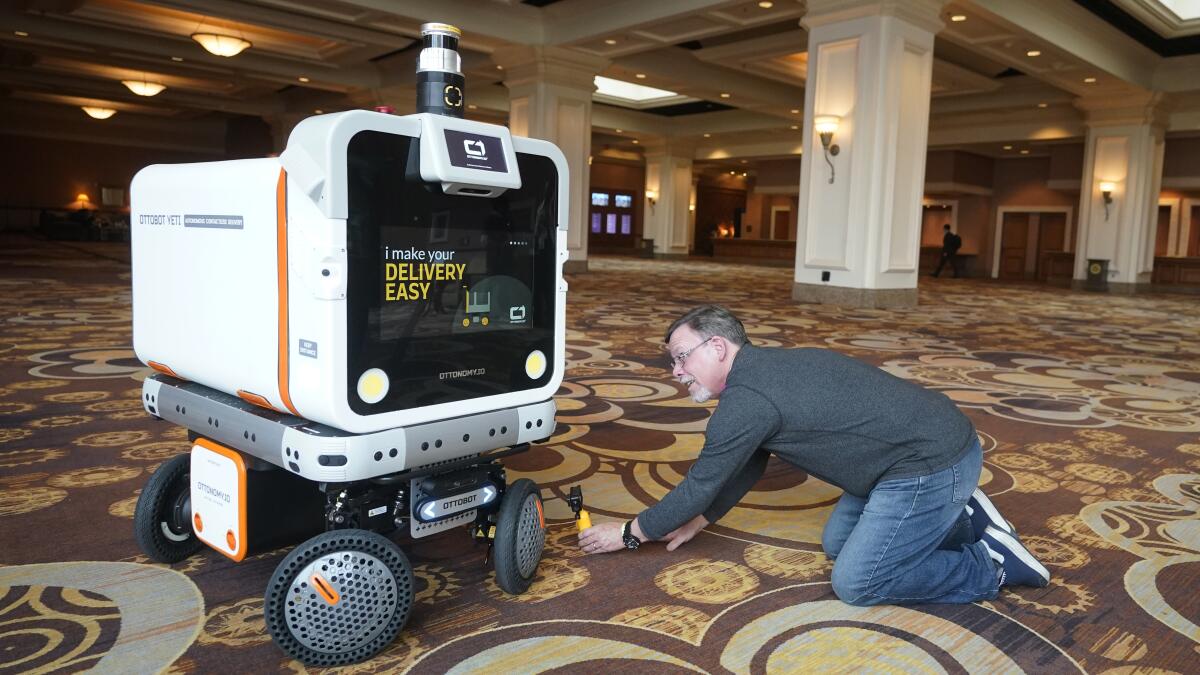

{"left": 492, "top": 478, "right": 546, "bottom": 594}
{"left": 133, "top": 453, "right": 203, "bottom": 563}
{"left": 264, "top": 529, "right": 414, "bottom": 666}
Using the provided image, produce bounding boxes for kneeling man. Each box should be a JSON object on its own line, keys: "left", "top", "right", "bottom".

{"left": 579, "top": 305, "right": 1048, "bottom": 605}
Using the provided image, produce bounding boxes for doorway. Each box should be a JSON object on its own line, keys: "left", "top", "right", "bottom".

{"left": 992, "top": 207, "right": 1073, "bottom": 281}
{"left": 769, "top": 206, "right": 792, "bottom": 240}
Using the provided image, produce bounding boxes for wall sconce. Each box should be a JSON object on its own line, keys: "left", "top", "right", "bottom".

{"left": 1099, "top": 181, "right": 1115, "bottom": 220}
{"left": 813, "top": 115, "right": 841, "bottom": 184}
{"left": 646, "top": 189, "right": 658, "bottom": 208}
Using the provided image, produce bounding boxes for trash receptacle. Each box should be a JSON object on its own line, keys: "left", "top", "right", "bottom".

{"left": 640, "top": 238, "right": 655, "bottom": 258}
{"left": 1085, "top": 258, "right": 1109, "bottom": 292}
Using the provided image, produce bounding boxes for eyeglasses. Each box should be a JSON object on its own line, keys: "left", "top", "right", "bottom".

{"left": 667, "top": 336, "right": 714, "bottom": 369}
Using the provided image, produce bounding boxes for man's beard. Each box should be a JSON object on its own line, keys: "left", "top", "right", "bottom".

{"left": 690, "top": 385, "right": 713, "bottom": 404}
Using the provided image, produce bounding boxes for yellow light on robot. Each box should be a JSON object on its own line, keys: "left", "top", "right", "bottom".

{"left": 525, "top": 350, "right": 546, "bottom": 379}
{"left": 357, "top": 368, "right": 389, "bottom": 404}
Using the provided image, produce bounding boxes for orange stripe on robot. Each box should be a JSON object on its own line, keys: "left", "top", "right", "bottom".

{"left": 148, "top": 360, "right": 183, "bottom": 379}
{"left": 276, "top": 169, "right": 300, "bottom": 417}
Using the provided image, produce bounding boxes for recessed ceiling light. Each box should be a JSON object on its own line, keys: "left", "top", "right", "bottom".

{"left": 468, "top": 104, "right": 477, "bottom": 109}
{"left": 615, "top": 129, "right": 622, "bottom": 133}
{"left": 790, "top": 125, "right": 798, "bottom": 130}
{"left": 1026, "top": 50, "right": 1041, "bottom": 57}
{"left": 1003, "top": 144, "right": 1013, "bottom": 150}
{"left": 703, "top": 133, "right": 711, "bottom": 138}
{"left": 314, "top": 109, "right": 324, "bottom": 114}
{"left": 950, "top": 14, "right": 967, "bottom": 22}
{"left": 790, "top": 108, "right": 800, "bottom": 113}
{"left": 1084, "top": 76, "right": 1096, "bottom": 83}
{"left": 171, "top": 56, "right": 184, "bottom": 62}
{"left": 632, "top": 139, "right": 639, "bottom": 144}
{"left": 1037, "top": 102, "right": 1047, "bottom": 108}
{"left": 720, "top": 92, "right": 731, "bottom": 98}
{"left": 298, "top": 76, "right": 310, "bottom": 83}
{"left": 1019, "top": 149, "right": 1030, "bottom": 154}
{"left": 740, "top": 160, "right": 748, "bottom": 164}
{"left": 14, "top": 31, "right": 29, "bottom": 37}
{"left": 759, "top": 1, "right": 774, "bottom": 8}
{"left": 635, "top": 73, "right": 646, "bottom": 79}
{"left": 604, "top": 39, "right": 617, "bottom": 45}
{"left": 496, "top": 65, "right": 503, "bottom": 70}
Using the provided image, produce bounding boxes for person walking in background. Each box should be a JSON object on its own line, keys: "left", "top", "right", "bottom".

{"left": 933, "top": 224, "right": 963, "bottom": 278}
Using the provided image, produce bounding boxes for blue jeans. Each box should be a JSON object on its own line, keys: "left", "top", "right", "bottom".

{"left": 820, "top": 438, "right": 999, "bottom": 605}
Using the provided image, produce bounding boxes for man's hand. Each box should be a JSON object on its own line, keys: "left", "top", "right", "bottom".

{"left": 577, "top": 521, "right": 625, "bottom": 555}
{"left": 662, "top": 514, "right": 708, "bottom": 551}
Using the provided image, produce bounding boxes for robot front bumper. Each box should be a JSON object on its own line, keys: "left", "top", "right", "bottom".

{"left": 141, "top": 373, "right": 556, "bottom": 483}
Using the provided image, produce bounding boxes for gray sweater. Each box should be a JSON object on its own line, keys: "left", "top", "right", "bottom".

{"left": 637, "top": 344, "right": 976, "bottom": 541}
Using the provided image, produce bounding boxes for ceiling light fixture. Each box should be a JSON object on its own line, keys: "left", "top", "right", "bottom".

{"left": 1026, "top": 49, "right": 1041, "bottom": 57}
{"left": 703, "top": 133, "right": 711, "bottom": 138}
{"left": 298, "top": 76, "right": 310, "bottom": 83}
{"left": 790, "top": 108, "right": 800, "bottom": 113}
{"left": 950, "top": 14, "right": 967, "bottom": 22}
{"left": 1019, "top": 149, "right": 1030, "bottom": 154}
{"left": 191, "top": 32, "right": 251, "bottom": 57}
{"left": 615, "top": 129, "right": 622, "bottom": 133}
{"left": 1003, "top": 144, "right": 1013, "bottom": 150}
{"left": 314, "top": 109, "right": 324, "bottom": 114}
{"left": 632, "top": 139, "right": 639, "bottom": 144}
{"left": 790, "top": 125, "right": 798, "bottom": 129}
{"left": 82, "top": 106, "right": 117, "bottom": 119}
{"left": 15, "top": 30, "right": 29, "bottom": 37}
{"left": 171, "top": 56, "right": 184, "bottom": 62}
{"left": 635, "top": 73, "right": 646, "bottom": 79}
{"left": 468, "top": 104, "right": 477, "bottom": 109}
{"left": 1037, "top": 102, "right": 1047, "bottom": 108}
{"left": 759, "top": 1, "right": 774, "bottom": 7}
{"left": 719, "top": 92, "right": 730, "bottom": 98}
{"left": 1084, "top": 76, "right": 1096, "bottom": 83}
{"left": 122, "top": 79, "right": 166, "bottom": 96}
{"left": 604, "top": 38, "right": 617, "bottom": 45}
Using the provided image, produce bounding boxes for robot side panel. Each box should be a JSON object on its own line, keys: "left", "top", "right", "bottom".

{"left": 131, "top": 159, "right": 284, "bottom": 404}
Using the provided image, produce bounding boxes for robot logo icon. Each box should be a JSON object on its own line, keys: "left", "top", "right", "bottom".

{"left": 463, "top": 139, "right": 486, "bottom": 158}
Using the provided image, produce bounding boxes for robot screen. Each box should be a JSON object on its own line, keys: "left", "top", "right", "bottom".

{"left": 343, "top": 131, "right": 558, "bottom": 414}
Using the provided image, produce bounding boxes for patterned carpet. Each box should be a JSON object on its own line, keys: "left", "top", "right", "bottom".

{"left": 1, "top": 233, "right": 1199, "bottom": 673}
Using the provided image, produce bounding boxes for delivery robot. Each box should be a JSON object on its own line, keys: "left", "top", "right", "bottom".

{"left": 129, "top": 23, "right": 567, "bottom": 666}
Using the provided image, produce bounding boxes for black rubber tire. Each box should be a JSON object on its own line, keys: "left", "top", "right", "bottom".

{"left": 133, "top": 453, "right": 203, "bottom": 563}
{"left": 493, "top": 478, "right": 546, "bottom": 595}
{"left": 264, "top": 529, "right": 414, "bottom": 667}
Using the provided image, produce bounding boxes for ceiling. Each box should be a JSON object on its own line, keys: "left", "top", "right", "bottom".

{"left": 2, "top": 0, "right": 1199, "bottom": 173}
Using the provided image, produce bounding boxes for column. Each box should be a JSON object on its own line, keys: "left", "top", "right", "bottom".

{"left": 495, "top": 46, "right": 609, "bottom": 273}
{"left": 794, "top": 0, "right": 945, "bottom": 308}
{"left": 1073, "top": 94, "right": 1168, "bottom": 293}
{"left": 644, "top": 140, "right": 695, "bottom": 257}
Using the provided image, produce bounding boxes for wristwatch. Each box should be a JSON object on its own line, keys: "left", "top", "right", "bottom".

{"left": 621, "top": 520, "right": 642, "bottom": 550}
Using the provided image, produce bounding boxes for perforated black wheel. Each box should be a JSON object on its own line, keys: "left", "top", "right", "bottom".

{"left": 264, "top": 529, "right": 414, "bottom": 667}
{"left": 133, "top": 453, "right": 202, "bottom": 563}
{"left": 493, "top": 478, "right": 546, "bottom": 595}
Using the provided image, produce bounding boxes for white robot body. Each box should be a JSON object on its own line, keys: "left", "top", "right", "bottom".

{"left": 132, "top": 111, "right": 568, "bottom": 434}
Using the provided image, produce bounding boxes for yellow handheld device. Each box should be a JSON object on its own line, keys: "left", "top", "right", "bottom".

{"left": 567, "top": 485, "right": 591, "bottom": 531}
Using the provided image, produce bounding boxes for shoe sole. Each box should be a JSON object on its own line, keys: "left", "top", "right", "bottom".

{"left": 972, "top": 489, "right": 1015, "bottom": 534}
{"left": 985, "top": 526, "right": 1050, "bottom": 586}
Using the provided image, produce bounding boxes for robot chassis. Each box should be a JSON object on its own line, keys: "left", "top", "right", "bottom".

{"left": 132, "top": 374, "right": 551, "bottom": 666}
